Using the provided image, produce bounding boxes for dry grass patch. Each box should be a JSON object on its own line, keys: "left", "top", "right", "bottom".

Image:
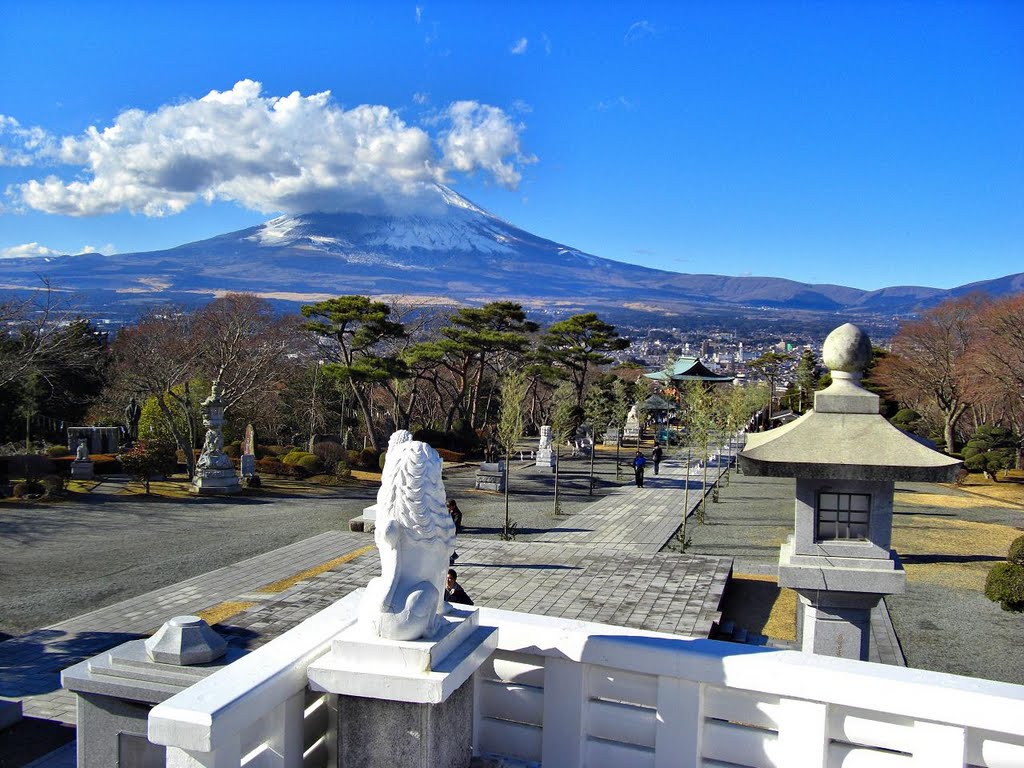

{"left": 719, "top": 573, "right": 797, "bottom": 641}
{"left": 892, "top": 515, "right": 1021, "bottom": 591}
{"left": 196, "top": 601, "right": 257, "bottom": 626}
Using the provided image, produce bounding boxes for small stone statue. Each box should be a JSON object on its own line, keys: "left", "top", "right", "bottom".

{"left": 124, "top": 397, "right": 141, "bottom": 441}
{"left": 75, "top": 439, "right": 89, "bottom": 462}
{"left": 359, "top": 430, "right": 456, "bottom": 641}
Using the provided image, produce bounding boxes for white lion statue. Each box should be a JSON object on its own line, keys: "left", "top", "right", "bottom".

{"left": 359, "top": 430, "right": 457, "bottom": 640}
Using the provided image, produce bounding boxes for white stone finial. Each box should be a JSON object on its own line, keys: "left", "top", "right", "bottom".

{"left": 359, "top": 432, "right": 456, "bottom": 641}
{"left": 822, "top": 323, "right": 872, "bottom": 374}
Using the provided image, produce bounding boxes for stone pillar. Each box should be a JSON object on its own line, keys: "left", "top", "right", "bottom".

{"left": 62, "top": 617, "right": 237, "bottom": 768}
{"left": 308, "top": 606, "right": 497, "bottom": 768}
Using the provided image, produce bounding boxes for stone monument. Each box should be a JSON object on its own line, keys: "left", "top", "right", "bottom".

{"left": 623, "top": 404, "right": 641, "bottom": 442}
{"left": 190, "top": 380, "right": 242, "bottom": 495}
{"left": 71, "top": 438, "right": 95, "bottom": 480}
{"left": 535, "top": 424, "right": 555, "bottom": 468}
{"left": 308, "top": 430, "right": 497, "bottom": 768}
{"left": 603, "top": 422, "right": 621, "bottom": 446}
{"left": 240, "top": 423, "right": 257, "bottom": 480}
{"left": 739, "top": 323, "right": 961, "bottom": 661}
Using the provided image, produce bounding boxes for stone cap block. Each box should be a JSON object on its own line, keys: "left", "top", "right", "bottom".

{"left": 145, "top": 616, "right": 228, "bottom": 665}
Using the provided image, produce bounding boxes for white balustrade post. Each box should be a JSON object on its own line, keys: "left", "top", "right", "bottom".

{"left": 656, "top": 677, "right": 702, "bottom": 768}
{"left": 777, "top": 699, "right": 828, "bottom": 767}
{"left": 541, "top": 658, "right": 587, "bottom": 768}
{"left": 913, "top": 721, "right": 966, "bottom": 767}
{"left": 165, "top": 736, "right": 240, "bottom": 768}
{"left": 266, "top": 690, "right": 306, "bottom": 767}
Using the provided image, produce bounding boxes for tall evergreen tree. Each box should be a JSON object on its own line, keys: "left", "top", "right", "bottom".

{"left": 538, "top": 313, "right": 629, "bottom": 408}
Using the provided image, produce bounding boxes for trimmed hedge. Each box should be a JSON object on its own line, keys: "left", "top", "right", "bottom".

{"left": 985, "top": 562, "right": 1024, "bottom": 612}
{"left": 1009, "top": 535, "right": 1024, "bottom": 567}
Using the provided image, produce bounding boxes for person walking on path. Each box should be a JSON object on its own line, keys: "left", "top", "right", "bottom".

{"left": 652, "top": 443, "right": 663, "bottom": 475}
{"left": 632, "top": 450, "right": 647, "bottom": 488}
{"left": 445, "top": 568, "right": 473, "bottom": 605}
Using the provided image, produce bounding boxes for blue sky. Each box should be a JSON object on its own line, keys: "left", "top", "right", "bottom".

{"left": 1, "top": 1, "right": 1021, "bottom": 290}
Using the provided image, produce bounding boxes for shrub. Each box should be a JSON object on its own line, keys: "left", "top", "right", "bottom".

{"left": 1009, "top": 535, "right": 1024, "bottom": 567}
{"left": 334, "top": 460, "right": 352, "bottom": 479}
{"left": 435, "top": 448, "right": 465, "bottom": 463}
{"left": 282, "top": 450, "right": 315, "bottom": 466}
{"left": 41, "top": 474, "right": 66, "bottom": 498}
{"left": 7, "top": 455, "right": 56, "bottom": 480}
{"left": 262, "top": 444, "right": 290, "bottom": 457}
{"left": 344, "top": 449, "right": 379, "bottom": 470}
{"left": 295, "top": 454, "right": 324, "bottom": 474}
{"left": 985, "top": 562, "right": 1024, "bottom": 612}
{"left": 12, "top": 480, "right": 45, "bottom": 498}
{"left": 963, "top": 425, "right": 1017, "bottom": 475}
{"left": 223, "top": 441, "right": 241, "bottom": 458}
{"left": 360, "top": 448, "right": 380, "bottom": 470}
{"left": 379, "top": 452, "right": 387, "bottom": 470}
{"left": 46, "top": 445, "right": 71, "bottom": 458}
{"left": 255, "top": 457, "right": 303, "bottom": 478}
{"left": 313, "top": 441, "right": 346, "bottom": 467}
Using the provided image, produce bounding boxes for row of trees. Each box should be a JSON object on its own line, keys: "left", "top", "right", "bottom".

{"left": 871, "top": 294, "right": 1024, "bottom": 464}
{"left": 2, "top": 290, "right": 643, "bottom": 479}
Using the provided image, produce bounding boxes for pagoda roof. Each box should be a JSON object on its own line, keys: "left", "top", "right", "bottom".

{"left": 645, "top": 357, "right": 734, "bottom": 383}
{"left": 740, "top": 379, "right": 962, "bottom": 482}
{"left": 641, "top": 394, "right": 676, "bottom": 411}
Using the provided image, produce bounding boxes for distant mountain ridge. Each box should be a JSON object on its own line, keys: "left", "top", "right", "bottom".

{"left": 0, "top": 184, "right": 1019, "bottom": 322}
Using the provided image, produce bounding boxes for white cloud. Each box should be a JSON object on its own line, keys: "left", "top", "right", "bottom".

{"left": 0, "top": 241, "right": 109, "bottom": 259}
{"left": 0, "top": 242, "right": 61, "bottom": 259}
{"left": 440, "top": 101, "right": 537, "bottom": 188}
{"left": 0, "top": 115, "right": 57, "bottom": 167}
{"left": 415, "top": 4, "right": 422, "bottom": 23}
{"left": 596, "top": 96, "right": 635, "bottom": 112}
{"left": 5, "top": 80, "right": 533, "bottom": 217}
{"left": 510, "top": 37, "right": 528, "bottom": 55}
{"left": 624, "top": 19, "right": 661, "bottom": 44}
{"left": 413, "top": 91, "right": 430, "bottom": 105}
{"left": 540, "top": 33, "right": 552, "bottom": 55}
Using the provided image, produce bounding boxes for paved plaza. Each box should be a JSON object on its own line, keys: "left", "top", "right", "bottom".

{"left": 1, "top": 452, "right": 731, "bottom": 747}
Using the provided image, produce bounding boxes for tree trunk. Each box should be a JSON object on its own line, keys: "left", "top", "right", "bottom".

{"left": 157, "top": 393, "right": 196, "bottom": 480}
{"left": 553, "top": 445, "right": 561, "bottom": 514}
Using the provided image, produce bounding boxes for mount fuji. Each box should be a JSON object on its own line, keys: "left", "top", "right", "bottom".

{"left": 2, "top": 184, "right": 1021, "bottom": 324}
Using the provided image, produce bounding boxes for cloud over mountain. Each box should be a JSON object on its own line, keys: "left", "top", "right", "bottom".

{"left": 2, "top": 80, "right": 533, "bottom": 218}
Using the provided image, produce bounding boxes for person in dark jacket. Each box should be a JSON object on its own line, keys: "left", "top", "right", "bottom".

{"left": 445, "top": 568, "right": 473, "bottom": 605}
{"left": 632, "top": 450, "right": 647, "bottom": 488}
{"left": 651, "top": 443, "right": 664, "bottom": 475}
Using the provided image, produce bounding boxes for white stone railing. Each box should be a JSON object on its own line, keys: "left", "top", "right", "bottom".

{"left": 148, "top": 592, "right": 361, "bottom": 767}
{"left": 475, "top": 607, "right": 1024, "bottom": 768}
{"left": 148, "top": 591, "right": 1024, "bottom": 768}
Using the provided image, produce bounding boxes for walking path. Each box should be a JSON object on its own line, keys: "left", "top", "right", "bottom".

{"left": 537, "top": 451, "right": 726, "bottom": 551}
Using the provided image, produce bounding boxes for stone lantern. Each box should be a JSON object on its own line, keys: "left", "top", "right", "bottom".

{"left": 739, "top": 323, "right": 961, "bottom": 661}
{"left": 190, "top": 380, "right": 242, "bottom": 495}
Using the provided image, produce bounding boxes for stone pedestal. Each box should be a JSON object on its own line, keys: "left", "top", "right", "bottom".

{"left": 603, "top": 427, "right": 620, "bottom": 446}
{"left": 308, "top": 606, "right": 497, "bottom": 768}
{"left": 349, "top": 502, "right": 379, "bottom": 533}
{"left": 475, "top": 462, "right": 505, "bottom": 492}
{"left": 190, "top": 467, "right": 242, "bottom": 495}
{"left": 62, "top": 619, "right": 239, "bottom": 768}
{"left": 71, "top": 460, "right": 95, "bottom": 480}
